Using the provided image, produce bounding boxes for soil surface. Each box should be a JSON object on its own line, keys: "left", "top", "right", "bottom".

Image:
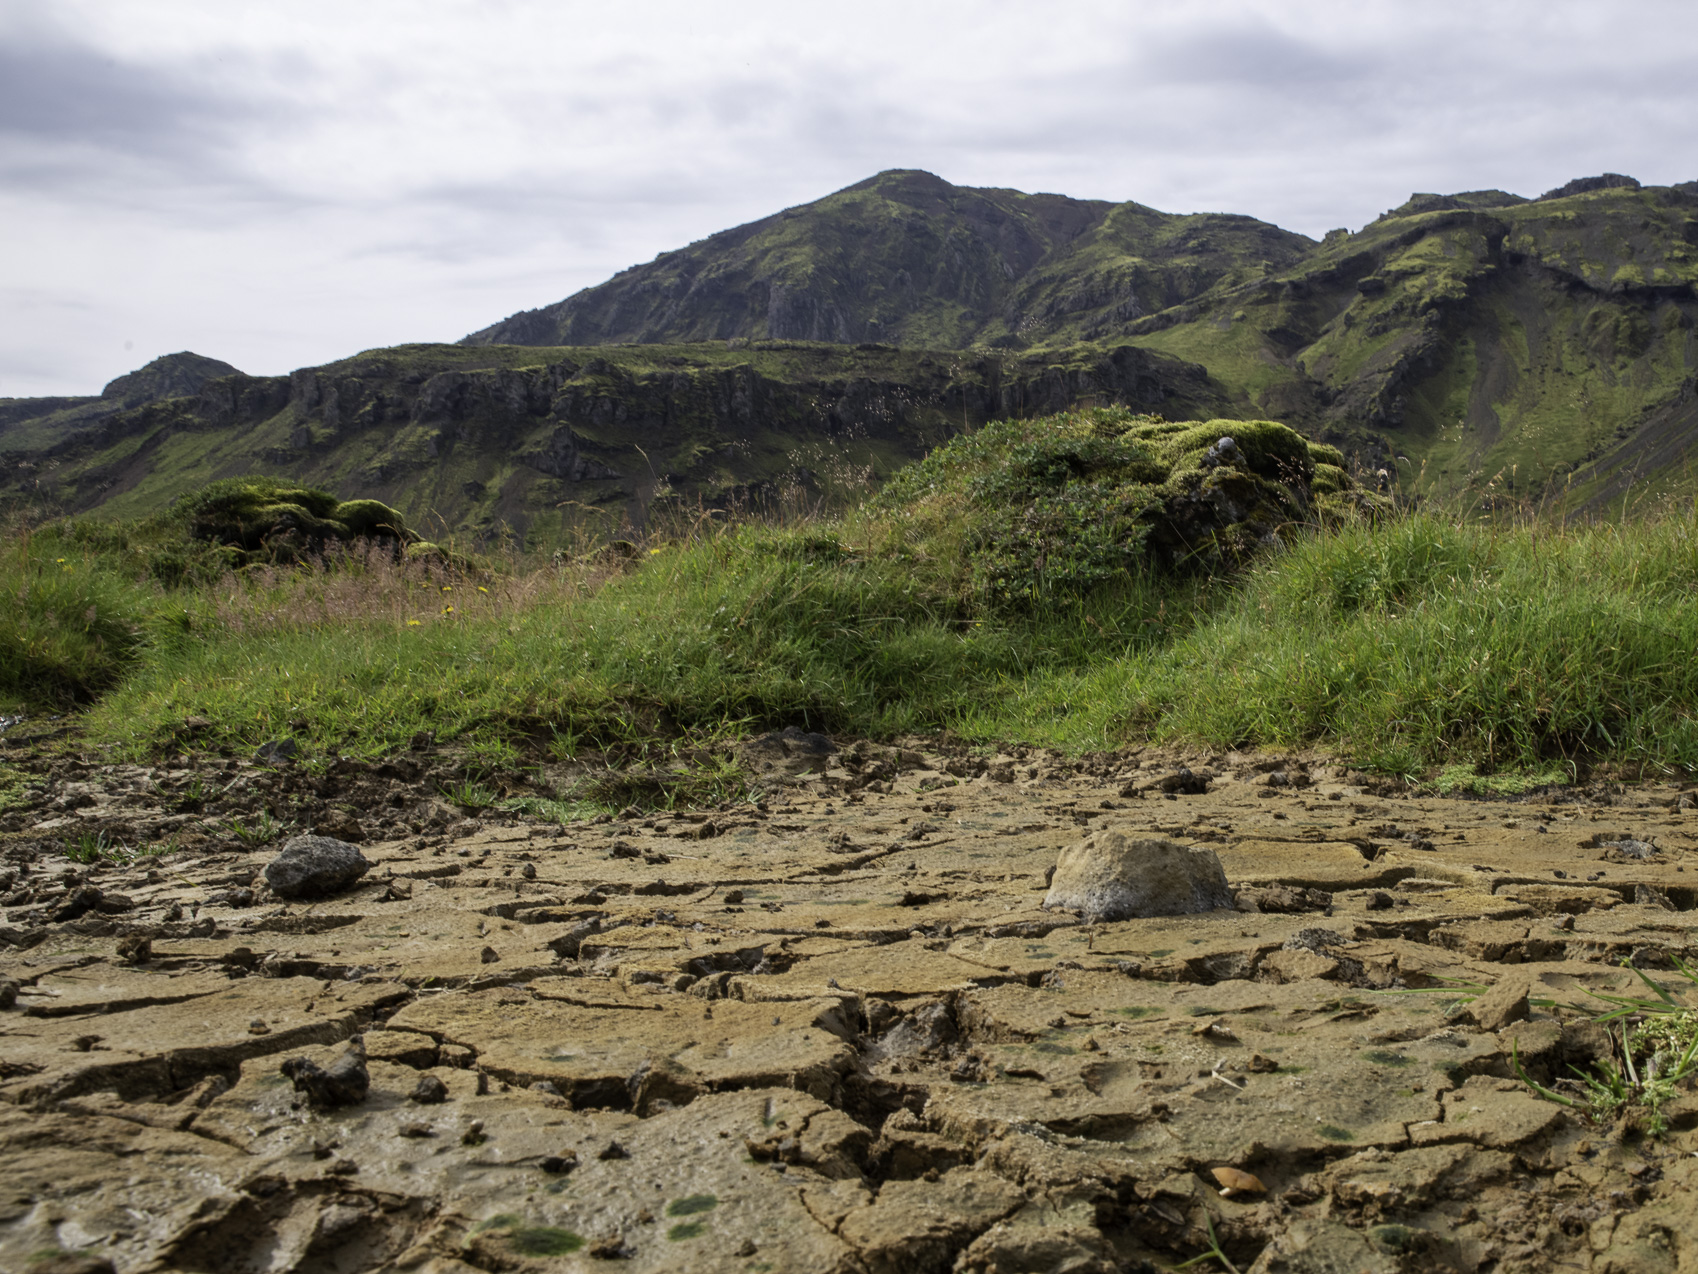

{"left": 1, "top": 735, "right": 1696, "bottom": 1273}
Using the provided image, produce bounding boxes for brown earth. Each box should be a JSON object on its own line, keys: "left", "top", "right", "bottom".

{"left": 1, "top": 736, "right": 1696, "bottom": 1273}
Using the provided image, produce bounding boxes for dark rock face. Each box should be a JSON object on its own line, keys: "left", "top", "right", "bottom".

{"left": 264, "top": 836, "right": 371, "bottom": 899}
{"left": 1539, "top": 173, "right": 1642, "bottom": 201}
{"left": 99, "top": 352, "right": 244, "bottom": 407}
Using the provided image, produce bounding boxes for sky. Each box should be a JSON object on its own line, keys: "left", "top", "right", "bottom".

{"left": 4, "top": 0, "right": 1698, "bottom": 398}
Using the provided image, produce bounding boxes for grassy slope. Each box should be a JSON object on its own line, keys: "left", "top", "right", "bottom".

{"left": 1122, "top": 187, "right": 1698, "bottom": 508}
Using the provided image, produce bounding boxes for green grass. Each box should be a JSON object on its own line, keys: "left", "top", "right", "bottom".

{"left": 1514, "top": 957, "right": 1698, "bottom": 1136}
{"left": 4, "top": 440, "right": 1698, "bottom": 790}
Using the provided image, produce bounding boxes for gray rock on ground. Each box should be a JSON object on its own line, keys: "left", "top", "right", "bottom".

{"left": 1042, "top": 830, "right": 1232, "bottom": 921}
{"left": 263, "top": 835, "right": 371, "bottom": 899}
{"left": 279, "top": 1038, "right": 370, "bottom": 1108}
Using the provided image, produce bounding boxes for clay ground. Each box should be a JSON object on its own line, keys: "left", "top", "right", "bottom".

{"left": 1, "top": 736, "right": 1696, "bottom": 1274}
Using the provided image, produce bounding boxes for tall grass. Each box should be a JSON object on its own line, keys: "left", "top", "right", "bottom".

{"left": 6, "top": 496, "right": 1697, "bottom": 781}
{"left": 982, "top": 510, "right": 1698, "bottom": 774}
{"left": 0, "top": 526, "right": 164, "bottom": 706}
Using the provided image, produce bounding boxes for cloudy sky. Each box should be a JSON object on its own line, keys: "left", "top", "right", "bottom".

{"left": 4, "top": 0, "right": 1697, "bottom": 397}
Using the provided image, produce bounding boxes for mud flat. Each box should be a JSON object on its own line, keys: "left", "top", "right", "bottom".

{"left": 1, "top": 741, "right": 1695, "bottom": 1273}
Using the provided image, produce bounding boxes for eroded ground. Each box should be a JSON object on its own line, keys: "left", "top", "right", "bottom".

{"left": 1, "top": 736, "right": 1696, "bottom": 1274}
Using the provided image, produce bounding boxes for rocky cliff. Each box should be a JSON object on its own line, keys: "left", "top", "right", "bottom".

{"left": 2, "top": 341, "right": 1232, "bottom": 541}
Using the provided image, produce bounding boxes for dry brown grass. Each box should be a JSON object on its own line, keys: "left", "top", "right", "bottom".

{"left": 201, "top": 540, "right": 606, "bottom": 635}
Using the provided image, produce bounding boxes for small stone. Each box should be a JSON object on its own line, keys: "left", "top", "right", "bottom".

{"left": 248, "top": 1019, "right": 270, "bottom": 1035}
{"left": 409, "top": 1075, "right": 450, "bottom": 1104}
{"left": 724, "top": 889, "right": 744, "bottom": 905}
{"left": 255, "top": 738, "right": 299, "bottom": 766}
{"left": 1158, "top": 766, "right": 1210, "bottom": 795}
{"left": 1283, "top": 927, "right": 1348, "bottom": 953}
{"left": 548, "top": 918, "right": 602, "bottom": 959}
{"left": 542, "top": 1150, "right": 580, "bottom": 1174}
{"left": 480, "top": 946, "right": 500, "bottom": 964}
{"left": 598, "top": 1140, "right": 630, "bottom": 1160}
{"left": 281, "top": 1039, "right": 369, "bottom": 1107}
{"left": 398, "top": 1122, "right": 434, "bottom": 1138}
{"left": 520, "top": 862, "right": 537, "bottom": 879}
{"left": 52, "top": 885, "right": 107, "bottom": 923}
{"left": 1212, "top": 1166, "right": 1267, "bottom": 1195}
{"left": 1043, "top": 831, "right": 1232, "bottom": 921}
{"left": 461, "top": 1119, "right": 486, "bottom": 1145}
{"left": 264, "top": 836, "right": 371, "bottom": 899}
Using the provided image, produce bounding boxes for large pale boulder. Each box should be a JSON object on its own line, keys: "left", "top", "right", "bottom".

{"left": 1042, "top": 831, "right": 1232, "bottom": 921}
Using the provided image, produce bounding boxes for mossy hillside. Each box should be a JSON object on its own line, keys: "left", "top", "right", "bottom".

{"left": 6, "top": 340, "right": 1235, "bottom": 542}
{"left": 1118, "top": 185, "right": 1698, "bottom": 508}
{"left": 0, "top": 481, "right": 416, "bottom": 709}
{"left": 14, "top": 176, "right": 1698, "bottom": 534}
{"left": 952, "top": 509, "right": 1698, "bottom": 775}
{"left": 463, "top": 169, "right": 1312, "bottom": 351}
{"left": 166, "top": 478, "right": 412, "bottom": 559}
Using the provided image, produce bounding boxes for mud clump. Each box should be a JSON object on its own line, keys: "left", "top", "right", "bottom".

{"left": 263, "top": 835, "right": 371, "bottom": 898}
{"left": 1044, "top": 830, "right": 1232, "bottom": 920}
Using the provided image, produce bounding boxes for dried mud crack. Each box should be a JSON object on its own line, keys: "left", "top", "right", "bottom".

{"left": 1, "top": 742, "right": 1696, "bottom": 1273}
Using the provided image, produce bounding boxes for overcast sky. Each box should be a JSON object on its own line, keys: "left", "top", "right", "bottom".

{"left": 4, "top": 0, "right": 1697, "bottom": 397}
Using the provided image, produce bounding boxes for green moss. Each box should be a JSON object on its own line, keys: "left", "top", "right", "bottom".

{"left": 333, "top": 499, "right": 410, "bottom": 540}
{"left": 1317, "top": 1124, "right": 1355, "bottom": 1142}
{"left": 667, "top": 1221, "right": 707, "bottom": 1241}
{"left": 474, "top": 1215, "right": 586, "bottom": 1256}
{"left": 1432, "top": 763, "right": 1570, "bottom": 795}
{"left": 665, "top": 1194, "right": 719, "bottom": 1217}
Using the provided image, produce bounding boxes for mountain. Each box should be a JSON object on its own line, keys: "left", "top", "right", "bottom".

{"left": 470, "top": 169, "right": 1698, "bottom": 511}
{"left": 0, "top": 352, "right": 242, "bottom": 456}
{"left": 463, "top": 169, "right": 1314, "bottom": 350}
{"left": 8, "top": 170, "right": 1698, "bottom": 536}
{"left": 1125, "top": 174, "right": 1698, "bottom": 509}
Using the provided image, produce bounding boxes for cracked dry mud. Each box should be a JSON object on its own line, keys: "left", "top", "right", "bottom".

{"left": 2, "top": 740, "right": 1697, "bottom": 1273}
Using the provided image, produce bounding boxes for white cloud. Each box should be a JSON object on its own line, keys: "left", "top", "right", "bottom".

{"left": 3, "top": 0, "right": 1697, "bottom": 395}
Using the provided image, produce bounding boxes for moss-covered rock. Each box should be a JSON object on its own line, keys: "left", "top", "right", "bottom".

{"left": 167, "top": 477, "right": 413, "bottom": 561}
{"left": 874, "top": 408, "right": 1386, "bottom": 606}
